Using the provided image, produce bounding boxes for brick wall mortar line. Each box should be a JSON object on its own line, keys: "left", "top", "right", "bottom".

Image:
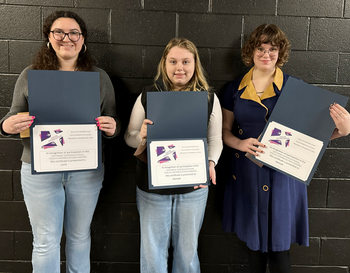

{"left": 208, "top": 48, "right": 212, "bottom": 75}
{"left": 319, "top": 237, "right": 350, "bottom": 240}
{"left": 175, "top": 13, "right": 179, "bottom": 38}
{"left": 326, "top": 178, "right": 330, "bottom": 207}
{"left": 306, "top": 17, "right": 311, "bottom": 50}
{"left": 275, "top": 0, "right": 278, "bottom": 16}
{"left": 309, "top": 208, "right": 350, "bottom": 211}
{"left": 7, "top": 40, "right": 9, "bottom": 73}
{"left": 11, "top": 170, "right": 14, "bottom": 201}
{"left": 336, "top": 53, "right": 340, "bottom": 83}
{"left": 317, "top": 84, "right": 350, "bottom": 87}
{"left": 141, "top": 47, "right": 145, "bottom": 76}
{"left": 108, "top": 9, "right": 112, "bottom": 44}
{"left": 241, "top": 16, "right": 245, "bottom": 48}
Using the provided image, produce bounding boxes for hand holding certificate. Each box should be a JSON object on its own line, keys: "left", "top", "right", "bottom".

{"left": 28, "top": 70, "right": 102, "bottom": 174}
{"left": 146, "top": 91, "right": 209, "bottom": 189}
{"left": 32, "top": 124, "right": 98, "bottom": 172}
{"left": 254, "top": 77, "right": 349, "bottom": 185}
{"left": 258, "top": 121, "right": 323, "bottom": 182}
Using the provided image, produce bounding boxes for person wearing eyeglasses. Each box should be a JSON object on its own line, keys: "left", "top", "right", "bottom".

{"left": 221, "top": 24, "right": 350, "bottom": 273}
{"left": 0, "top": 11, "right": 120, "bottom": 273}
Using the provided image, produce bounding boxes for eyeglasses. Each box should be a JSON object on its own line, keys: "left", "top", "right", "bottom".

{"left": 50, "top": 30, "right": 82, "bottom": 42}
{"left": 255, "top": 47, "right": 279, "bottom": 58}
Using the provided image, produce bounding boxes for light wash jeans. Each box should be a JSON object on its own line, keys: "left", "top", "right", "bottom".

{"left": 136, "top": 187, "right": 209, "bottom": 273}
{"left": 21, "top": 162, "right": 104, "bottom": 273}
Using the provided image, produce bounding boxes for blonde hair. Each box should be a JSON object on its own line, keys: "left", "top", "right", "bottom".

{"left": 154, "top": 38, "right": 210, "bottom": 91}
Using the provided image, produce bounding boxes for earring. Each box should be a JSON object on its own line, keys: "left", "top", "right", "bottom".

{"left": 47, "top": 42, "right": 50, "bottom": 49}
{"left": 83, "top": 44, "right": 87, "bottom": 53}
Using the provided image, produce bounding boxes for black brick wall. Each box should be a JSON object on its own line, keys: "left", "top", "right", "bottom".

{"left": 0, "top": 1, "right": 349, "bottom": 272}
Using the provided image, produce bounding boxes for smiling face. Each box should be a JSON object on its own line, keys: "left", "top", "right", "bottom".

{"left": 165, "top": 46, "right": 195, "bottom": 91}
{"left": 48, "top": 17, "right": 84, "bottom": 66}
{"left": 253, "top": 43, "right": 279, "bottom": 72}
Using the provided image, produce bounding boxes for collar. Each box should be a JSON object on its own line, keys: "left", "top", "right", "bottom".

{"left": 239, "top": 67, "right": 283, "bottom": 103}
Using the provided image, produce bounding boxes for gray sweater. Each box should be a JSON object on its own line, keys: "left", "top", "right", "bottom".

{"left": 0, "top": 66, "right": 120, "bottom": 163}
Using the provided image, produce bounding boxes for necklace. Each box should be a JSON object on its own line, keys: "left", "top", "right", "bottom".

{"left": 256, "top": 91, "right": 264, "bottom": 93}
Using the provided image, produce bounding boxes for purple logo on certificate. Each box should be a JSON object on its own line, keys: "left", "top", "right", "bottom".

{"left": 156, "top": 144, "right": 178, "bottom": 164}
{"left": 269, "top": 127, "right": 292, "bottom": 147}
{"left": 156, "top": 146, "right": 166, "bottom": 156}
{"left": 42, "top": 141, "right": 57, "bottom": 149}
{"left": 271, "top": 128, "right": 281, "bottom": 136}
{"left": 40, "top": 131, "right": 51, "bottom": 141}
{"left": 39, "top": 129, "right": 64, "bottom": 149}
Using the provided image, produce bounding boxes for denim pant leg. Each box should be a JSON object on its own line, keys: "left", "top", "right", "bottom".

{"left": 21, "top": 162, "right": 65, "bottom": 273}
{"left": 172, "top": 187, "right": 208, "bottom": 273}
{"left": 63, "top": 166, "right": 104, "bottom": 273}
{"left": 136, "top": 187, "right": 172, "bottom": 273}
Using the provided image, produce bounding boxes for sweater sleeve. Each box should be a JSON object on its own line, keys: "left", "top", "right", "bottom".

{"left": 0, "top": 67, "right": 29, "bottom": 137}
{"left": 124, "top": 94, "right": 145, "bottom": 148}
{"left": 207, "top": 93, "right": 223, "bottom": 165}
{"left": 95, "top": 66, "right": 121, "bottom": 138}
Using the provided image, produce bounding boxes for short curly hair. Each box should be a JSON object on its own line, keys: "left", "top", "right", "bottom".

{"left": 241, "top": 24, "right": 291, "bottom": 68}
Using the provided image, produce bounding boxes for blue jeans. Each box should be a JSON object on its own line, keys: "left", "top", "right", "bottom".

{"left": 21, "top": 162, "right": 104, "bottom": 273}
{"left": 136, "top": 187, "right": 209, "bottom": 273}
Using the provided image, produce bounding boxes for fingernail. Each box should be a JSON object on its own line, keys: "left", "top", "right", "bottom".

{"left": 32, "top": 116, "right": 35, "bottom": 119}
{"left": 97, "top": 122, "right": 100, "bottom": 125}
{"left": 95, "top": 118, "right": 98, "bottom": 121}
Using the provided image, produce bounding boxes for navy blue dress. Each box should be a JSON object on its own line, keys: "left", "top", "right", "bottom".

{"left": 221, "top": 68, "right": 309, "bottom": 252}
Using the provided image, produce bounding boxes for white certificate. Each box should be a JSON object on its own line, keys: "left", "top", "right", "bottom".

{"left": 257, "top": 121, "right": 324, "bottom": 181}
{"left": 149, "top": 139, "right": 208, "bottom": 188}
{"left": 32, "top": 124, "right": 98, "bottom": 172}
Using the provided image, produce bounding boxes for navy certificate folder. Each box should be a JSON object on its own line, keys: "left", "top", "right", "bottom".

{"left": 254, "top": 77, "right": 349, "bottom": 185}
{"left": 146, "top": 91, "right": 209, "bottom": 189}
{"left": 28, "top": 70, "right": 102, "bottom": 174}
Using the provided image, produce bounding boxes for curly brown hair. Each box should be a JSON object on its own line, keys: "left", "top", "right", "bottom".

{"left": 241, "top": 24, "right": 290, "bottom": 68}
{"left": 32, "top": 11, "right": 93, "bottom": 71}
{"left": 154, "top": 38, "right": 210, "bottom": 91}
